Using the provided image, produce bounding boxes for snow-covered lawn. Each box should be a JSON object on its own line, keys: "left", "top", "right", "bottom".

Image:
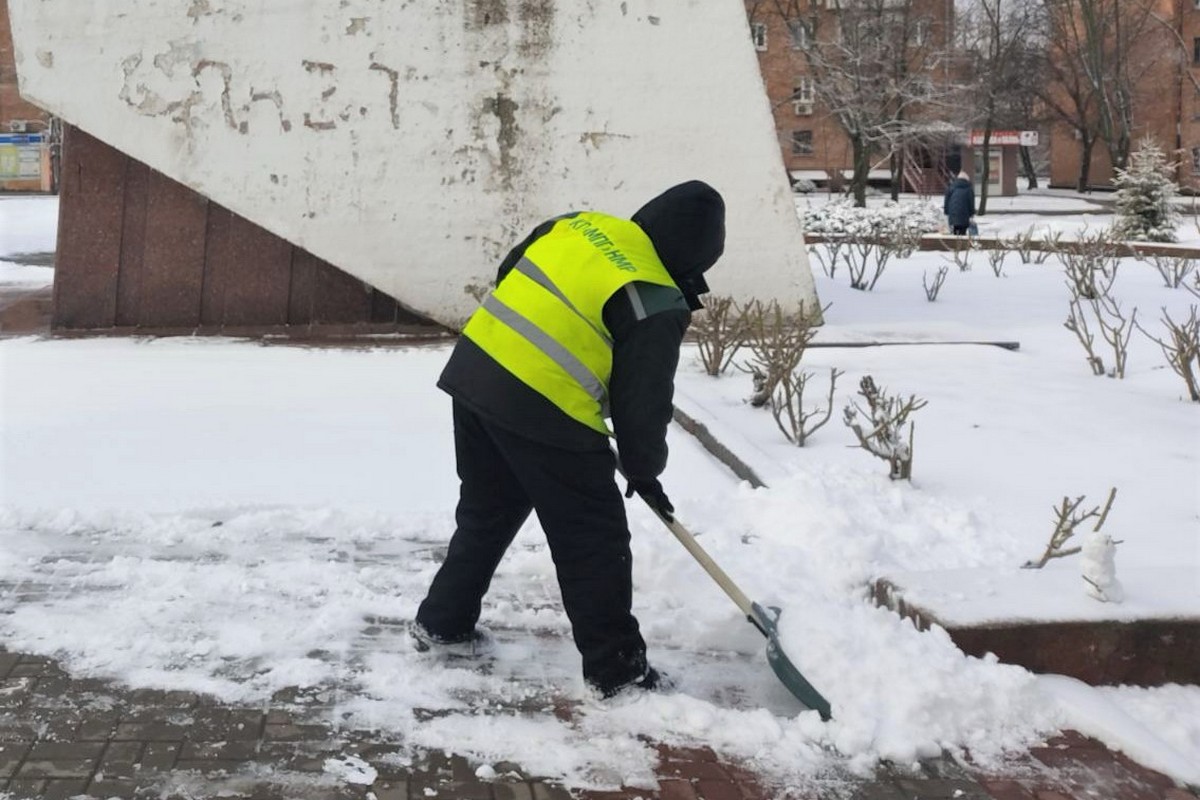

{"left": 0, "top": 194, "right": 57, "bottom": 288}
{"left": 1, "top": 193, "right": 1198, "bottom": 791}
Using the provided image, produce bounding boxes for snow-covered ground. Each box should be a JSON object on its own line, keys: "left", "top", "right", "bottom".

{"left": 1, "top": 193, "right": 1198, "bottom": 791}
{"left": 0, "top": 194, "right": 58, "bottom": 287}
{"left": 798, "top": 186, "right": 1200, "bottom": 248}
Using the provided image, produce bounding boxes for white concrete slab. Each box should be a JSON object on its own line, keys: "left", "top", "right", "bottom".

{"left": 9, "top": 0, "right": 820, "bottom": 327}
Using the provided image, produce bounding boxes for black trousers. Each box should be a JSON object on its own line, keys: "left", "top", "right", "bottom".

{"left": 416, "top": 401, "right": 648, "bottom": 692}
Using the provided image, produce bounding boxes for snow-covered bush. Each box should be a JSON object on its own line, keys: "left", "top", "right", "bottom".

{"left": 842, "top": 376, "right": 927, "bottom": 481}
{"left": 791, "top": 178, "right": 818, "bottom": 194}
{"left": 1112, "top": 138, "right": 1180, "bottom": 243}
{"left": 802, "top": 198, "right": 942, "bottom": 240}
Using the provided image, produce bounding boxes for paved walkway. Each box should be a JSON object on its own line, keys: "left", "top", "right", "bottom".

{"left": 0, "top": 647, "right": 1195, "bottom": 800}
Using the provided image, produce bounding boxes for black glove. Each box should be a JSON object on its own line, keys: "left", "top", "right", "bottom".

{"left": 624, "top": 478, "right": 674, "bottom": 522}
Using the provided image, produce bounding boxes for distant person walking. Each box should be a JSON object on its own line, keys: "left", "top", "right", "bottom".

{"left": 944, "top": 172, "right": 975, "bottom": 236}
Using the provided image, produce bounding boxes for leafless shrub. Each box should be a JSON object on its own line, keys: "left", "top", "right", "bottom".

{"left": 1135, "top": 305, "right": 1200, "bottom": 401}
{"left": 923, "top": 266, "right": 949, "bottom": 302}
{"left": 844, "top": 234, "right": 893, "bottom": 291}
{"left": 692, "top": 295, "right": 749, "bottom": 377}
{"left": 1011, "top": 229, "right": 1063, "bottom": 265}
{"left": 1094, "top": 294, "right": 1136, "bottom": 379}
{"left": 1060, "top": 229, "right": 1120, "bottom": 299}
{"left": 1064, "top": 296, "right": 1106, "bottom": 376}
{"left": 885, "top": 222, "right": 924, "bottom": 261}
{"left": 842, "top": 376, "right": 927, "bottom": 481}
{"left": 987, "top": 247, "right": 1007, "bottom": 277}
{"left": 940, "top": 245, "right": 973, "bottom": 273}
{"left": 740, "top": 300, "right": 824, "bottom": 407}
{"left": 1008, "top": 230, "right": 1037, "bottom": 264}
{"left": 812, "top": 237, "right": 848, "bottom": 279}
{"left": 1064, "top": 283, "right": 1137, "bottom": 379}
{"left": 1031, "top": 229, "right": 1063, "bottom": 265}
{"left": 1023, "top": 487, "right": 1117, "bottom": 569}
{"left": 772, "top": 367, "right": 844, "bottom": 446}
{"left": 1147, "top": 255, "right": 1196, "bottom": 289}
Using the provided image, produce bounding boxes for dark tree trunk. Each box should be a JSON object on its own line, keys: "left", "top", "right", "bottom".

{"left": 851, "top": 136, "right": 870, "bottom": 208}
{"left": 1020, "top": 145, "right": 1039, "bottom": 190}
{"left": 978, "top": 135, "right": 992, "bottom": 216}
{"left": 1077, "top": 135, "right": 1094, "bottom": 193}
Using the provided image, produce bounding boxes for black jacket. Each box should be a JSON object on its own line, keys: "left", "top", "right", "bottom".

{"left": 943, "top": 177, "right": 975, "bottom": 228}
{"left": 438, "top": 181, "right": 725, "bottom": 484}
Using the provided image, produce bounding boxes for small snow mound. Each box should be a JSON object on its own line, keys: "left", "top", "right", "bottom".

{"left": 323, "top": 754, "right": 378, "bottom": 785}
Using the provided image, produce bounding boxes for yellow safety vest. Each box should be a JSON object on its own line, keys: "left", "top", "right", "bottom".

{"left": 462, "top": 212, "right": 679, "bottom": 435}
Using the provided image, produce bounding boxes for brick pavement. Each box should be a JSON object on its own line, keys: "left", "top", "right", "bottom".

{"left": 0, "top": 649, "right": 1195, "bottom": 800}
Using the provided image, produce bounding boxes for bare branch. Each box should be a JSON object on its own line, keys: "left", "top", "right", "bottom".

{"left": 771, "top": 367, "right": 844, "bottom": 446}
{"left": 1023, "top": 487, "right": 1118, "bottom": 568}
{"left": 692, "top": 296, "right": 750, "bottom": 377}
{"left": 1135, "top": 305, "right": 1200, "bottom": 401}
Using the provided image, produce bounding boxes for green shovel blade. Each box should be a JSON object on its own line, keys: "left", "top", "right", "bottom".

{"left": 750, "top": 602, "right": 832, "bottom": 721}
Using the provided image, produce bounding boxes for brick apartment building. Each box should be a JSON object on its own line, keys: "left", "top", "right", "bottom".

{"left": 745, "top": 0, "right": 960, "bottom": 195}
{"left": 749, "top": 0, "right": 1200, "bottom": 195}
{"left": 1044, "top": 0, "right": 1200, "bottom": 190}
{"left": 0, "top": 1, "right": 54, "bottom": 192}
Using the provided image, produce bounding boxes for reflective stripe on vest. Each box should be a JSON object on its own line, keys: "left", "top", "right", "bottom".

{"left": 462, "top": 212, "right": 678, "bottom": 435}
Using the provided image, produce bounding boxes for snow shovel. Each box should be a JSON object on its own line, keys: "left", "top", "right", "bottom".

{"left": 624, "top": 479, "right": 833, "bottom": 720}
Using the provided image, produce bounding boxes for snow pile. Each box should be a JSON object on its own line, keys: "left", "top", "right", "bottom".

{"left": 0, "top": 478, "right": 1061, "bottom": 789}
{"left": 324, "top": 755, "right": 378, "bottom": 785}
{"left": 1080, "top": 532, "right": 1124, "bottom": 604}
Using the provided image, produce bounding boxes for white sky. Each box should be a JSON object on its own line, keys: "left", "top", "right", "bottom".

{"left": 1, "top": 193, "right": 1198, "bottom": 792}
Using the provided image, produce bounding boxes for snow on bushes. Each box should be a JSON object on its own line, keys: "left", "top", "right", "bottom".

{"left": 801, "top": 199, "right": 943, "bottom": 239}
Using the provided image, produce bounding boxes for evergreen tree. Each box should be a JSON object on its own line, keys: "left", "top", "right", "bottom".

{"left": 1112, "top": 138, "right": 1179, "bottom": 243}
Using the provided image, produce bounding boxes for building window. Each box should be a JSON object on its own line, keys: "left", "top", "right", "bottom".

{"left": 1192, "top": 147, "right": 1200, "bottom": 176}
{"left": 793, "top": 76, "right": 815, "bottom": 103}
{"left": 914, "top": 18, "right": 930, "bottom": 47}
{"left": 793, "top": 77, "right": 815, "bottom": 115}
{"left": 751, "top": 22, "right": 767, "bottom": 51}
{"left": 1194, "top": 36, "right": 1200, "bottom": 64}
{"left": 787, "top": 19, "right": 812, "bottom": 50}
{"left": 791, "top": 130, "right": 814, "bottom": 156}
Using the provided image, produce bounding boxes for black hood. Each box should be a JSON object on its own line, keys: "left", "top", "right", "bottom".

{"left": 632, "top": 180, "right": 726, "bottom": 310}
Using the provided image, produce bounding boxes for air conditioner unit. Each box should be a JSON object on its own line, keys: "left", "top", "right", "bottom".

{"left": 793, "top": 101, "right": 814, "bottom": 116}
{"left": 8, "top": 120, "right": 27, "bottom": 133}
